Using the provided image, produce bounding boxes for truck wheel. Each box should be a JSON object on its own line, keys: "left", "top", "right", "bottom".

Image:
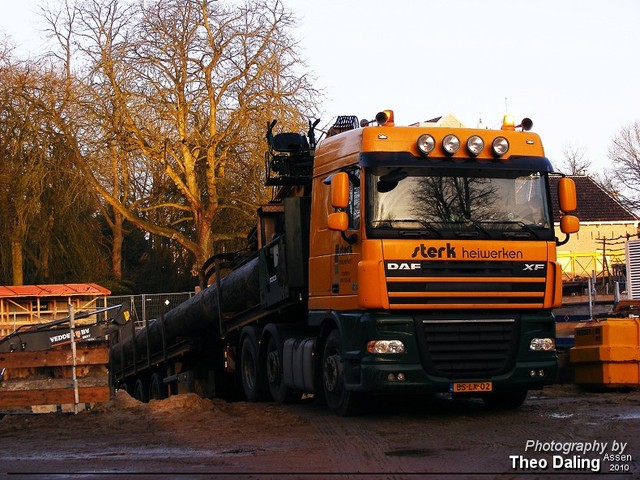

{"left": 266, "top": 334, "right": 300, "bottom": 404}
{"left": 133, "top": 378, "right": 149, "bottom": 403}
{"left": 122, "top": 379, "right": 136, "bottom": 397}
{"left": 322, "top": 330, "right": 362, "bottom": 416}
{"left": 483, "top": 388, "right": 528, "bottom": 410}
{"left": 149, "top": 372, "right": 167, "bottom": 400}
{"left": 240, "top": 331, "right": 267, "bottom": 402}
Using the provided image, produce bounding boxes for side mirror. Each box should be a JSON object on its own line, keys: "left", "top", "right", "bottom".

{"left": 331, "top": 172, "right": 350, "bottom": 209}
{"left": 558, "top": 177, "right": 577, "bottom": 213}
{"left": 328, "top": 212, "right": 348, "bottom": 232}
{"left": 560, "top": 215, "right": 580, "bottom": 234}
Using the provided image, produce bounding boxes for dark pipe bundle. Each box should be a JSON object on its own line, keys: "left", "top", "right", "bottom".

{"left": 111, "top": 257, "right": 260, "bottom": 367}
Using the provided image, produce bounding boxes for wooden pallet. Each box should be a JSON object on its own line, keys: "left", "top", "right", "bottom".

{"left": 0, "top": 343, "right": 110, "bottom": 409}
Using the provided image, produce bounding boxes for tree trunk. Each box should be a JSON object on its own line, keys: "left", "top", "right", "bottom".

{"left": 195, "top": 221, "right": 216, "bottom": 273}
{"left": 11, "top": 238, "right": 24, "bottom": 286}
{"left": 40, "top": 214, "right": 55, "bottom": 281}
{"left": 112, "top": 211, "right": 124, "bottom": 280}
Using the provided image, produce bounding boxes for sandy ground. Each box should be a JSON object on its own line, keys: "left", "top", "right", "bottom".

{"left": 1, "top": 384, "right": 639, "bottom": 480}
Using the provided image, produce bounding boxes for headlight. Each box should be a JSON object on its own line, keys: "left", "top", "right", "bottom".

{"left": 367, "top": 340, "right": 405, "bottom": 354}
{"left": 417, "top": 134, "right": 436, "bottom": 155}
{"left": 466, "top": 135, "right": 484, "bottom": 156}
{"left": 442, "top": 134, "right": 460, "bottom": 155}
{"left": 492, "top": 136, "right": 509, "bottom": 157}
{"left": 530, "top": 338, "right": 555, "bottom": 351}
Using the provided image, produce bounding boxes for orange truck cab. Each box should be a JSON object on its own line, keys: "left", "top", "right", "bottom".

{"left": 305, "top": 111, "right": 578, "bottom": 414}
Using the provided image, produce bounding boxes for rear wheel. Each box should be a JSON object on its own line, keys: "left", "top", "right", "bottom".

{"left": 483, "top": 388, "right": 528, "bottom": 410}
{"left": 149, "top": 372, "right": 167, "bottom": 400}
{"left": 133, "top": 378, "right": 149, "bottom": 403}
{"left": 121, "top": 379, "right": 135, "bottom": 397}
{"left": 322, "top": 329, "right": 362, "bottom": 416}
{"left": 240, "top": 329, "right": 266, "bottom": 402}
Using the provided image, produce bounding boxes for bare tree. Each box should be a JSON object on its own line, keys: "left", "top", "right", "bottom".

{"left": 559, "top": 144, "right": 591, "bottom": 175}
{"left": 607, "top": 121, "right": 640, "bottom": 212}
{"left": 44, "top": 0, "right": 319, "bottom": 272}
{"left": 40, "top": 0, "right": 140, "bottom": 282}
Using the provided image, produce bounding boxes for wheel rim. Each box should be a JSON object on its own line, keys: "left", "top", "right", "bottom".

{"left": 150, "top": 374, "right": 166, "bottom": 400}
{"left": 323, "top": 353, "right": 342, "bottom": 393}
{"left": 267, "top": 349, "right": 280, "bottom": 385}
{"left": 242, "top": 347, "right": 256, "bottom": 391}
{"left": 322, "top": 330, "right": 362, "bottom": 415}
{"left": 134, "top": 379, "right": 148, "bottom": 403}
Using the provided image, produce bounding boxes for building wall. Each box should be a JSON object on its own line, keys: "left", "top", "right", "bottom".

{"left": 557, "top": 221, "right": 639, "bottom": 279}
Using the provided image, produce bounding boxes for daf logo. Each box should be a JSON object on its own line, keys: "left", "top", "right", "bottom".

{"left": 387, "top": 262, "right": 422, "bottom": 271}
{"left": 523, "top": 263, "right": 545, "bottom": 271}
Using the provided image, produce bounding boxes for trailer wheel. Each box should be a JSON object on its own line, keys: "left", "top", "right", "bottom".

{"left": 133, "top": 378, "right": 149, "bottom": 403}
{"left": 240, "top": 330, "right": 266, "bottom": 402}
{"left": 266, "top": 334, "right": 300, "bottom": 404}
{"left": 121, "top": 379, "right": 136, "bottom": 397}
{"left": 483, "top": 388, "right": 528, "bottom": 410}
{"left": 149, "top": 372, "right": 167, "bottom": 400}
{"left": 322, "top": 329, "right": 362, "bottom": 416}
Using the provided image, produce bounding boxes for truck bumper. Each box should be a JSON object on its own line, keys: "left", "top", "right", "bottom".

{"left": 348, "top": 358, "right": 558, "bottom": 394}
{"left": 336, "top": 310, "right": 558, "bottom": 395}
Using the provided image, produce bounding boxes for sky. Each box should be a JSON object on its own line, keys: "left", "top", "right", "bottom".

{"left": 1, "top": 0, "right": 639, "bottom": 174}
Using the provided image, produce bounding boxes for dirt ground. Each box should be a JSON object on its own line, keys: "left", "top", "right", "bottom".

{"left": 1, "top": 384, "right": 639, "bottom": 480}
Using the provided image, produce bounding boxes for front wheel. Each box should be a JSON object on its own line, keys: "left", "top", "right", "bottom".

{"left": 266, "top": 334, "right": 301, "bottom": 404}
{"left": 322, "top": 329, "right": 362, "bottom": 416}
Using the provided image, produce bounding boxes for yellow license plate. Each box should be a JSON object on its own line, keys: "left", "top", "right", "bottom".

{"left": 451, "top": 381, "right": 493, "bottom": 393}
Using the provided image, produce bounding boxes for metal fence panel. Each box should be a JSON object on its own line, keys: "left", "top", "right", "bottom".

{"left": 107, "top": 292, "right": 194, "bottom": 327}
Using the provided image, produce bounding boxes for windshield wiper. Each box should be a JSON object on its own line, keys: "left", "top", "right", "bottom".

{"left": 515, "top": 221, "right": 540, "bottom": 238}
{"left": 377, "top": 219, "right": 443, "bottom": 238}
{"left": 398, "top": 230, "right": 441, "bottom": 238}
{"left": 496, "top": 221, "right": 540, "bottom": 239}
{"left": 457, "top": 220, "right": 492, "bottom": 238}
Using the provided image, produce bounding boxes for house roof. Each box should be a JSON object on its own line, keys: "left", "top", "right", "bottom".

{"left": 549, "top": 175, "right": 638, "bottom": 223}
{"left": 410, "top": 113, "right": 466, "bottom": 128}
{"left": 0, "top": 284, "right": 111, "bottom": 299}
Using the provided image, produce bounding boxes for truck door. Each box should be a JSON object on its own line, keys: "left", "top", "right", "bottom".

{"left": 309, "top": 169, "right": 361, "bottom": 310}
{"left": 330, "top": 170, "right": 361, "bottom": 301}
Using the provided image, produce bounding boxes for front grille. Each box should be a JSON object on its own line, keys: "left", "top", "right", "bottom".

{"left": 385, "top": 261, "right": 547, "bottom": 307}
{"left": 418, "top": 319, "right": 517, "bottom": 378}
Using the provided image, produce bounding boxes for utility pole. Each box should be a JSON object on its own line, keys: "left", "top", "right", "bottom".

{"left": 601, "top": 237, "right": 610, "bottom": 286}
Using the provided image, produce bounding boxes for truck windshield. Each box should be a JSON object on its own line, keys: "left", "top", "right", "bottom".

{"left": 366, "top": 167, "right": 554, "bottom": 240}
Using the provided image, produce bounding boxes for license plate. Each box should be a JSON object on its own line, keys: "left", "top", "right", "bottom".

{"left": 450, "top": 381, "right": 493, "bottom": 393}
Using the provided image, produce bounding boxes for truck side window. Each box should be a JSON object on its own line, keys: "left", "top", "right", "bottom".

{"left": 348, "top": 171, "right": 360, "bottom": 229}
{"left": 323, "top": 170, "right": 360, "bottom": 229}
